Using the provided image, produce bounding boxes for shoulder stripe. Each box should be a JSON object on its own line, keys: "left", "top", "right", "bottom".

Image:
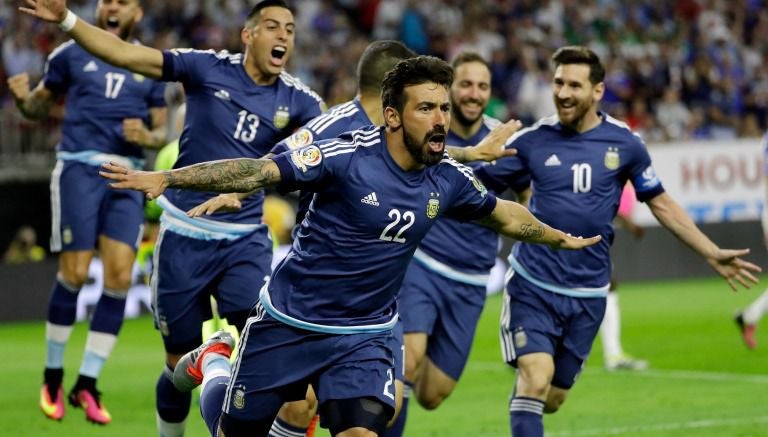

{"left": 604, "top": 114, "right": 645, "bottom": 143}
{"left": 505, "top": 115, "right": 558, "bottom": 145}
{"left": 441, "top": 156, "right": 476, "bottom": 181}
{"left": 279, "top": 72, "right": 324, "bottom": 103}
{"left": 307, "top": 103, "right": 360, "bottom": 133}
{"left": 318, "top": 128, "right": 381, "bottom": 158}
{"left": 47, "top": 40, "right": 76, "bottom": 62}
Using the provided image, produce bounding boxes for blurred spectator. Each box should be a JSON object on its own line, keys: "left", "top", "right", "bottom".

{"left": 3, "top": 225, "right": 45, "bottom": 264}
{"left": 656, "top": 87, "right": 692, "bottom": 141}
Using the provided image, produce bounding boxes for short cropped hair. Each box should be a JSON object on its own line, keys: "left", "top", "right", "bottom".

{"left": 381, "top": 56, "right": 453, "bottom": 114}
{"left": 551, "top": 46, "right": 605, "bottom": 85}
{"left": 357, "top": 40, "right": 416, "bottom": 95}
{"left": 246, "top": 0, "right": 293, "bottom": 26}
{"left": 450, "top": 51, "right": 489, "bottom": 71}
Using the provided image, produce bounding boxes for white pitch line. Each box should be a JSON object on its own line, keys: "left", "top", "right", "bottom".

{"left": 545, "top": 415, "right": 768, "bottom": 436}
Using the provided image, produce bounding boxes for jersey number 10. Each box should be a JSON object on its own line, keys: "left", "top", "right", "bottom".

{"left": 571, "top": 163, "right": 592, "bottom": 193}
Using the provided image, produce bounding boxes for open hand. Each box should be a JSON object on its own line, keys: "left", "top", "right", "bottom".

{"left": 99, "top": 161, "right": 167, "bottom": 200}
{"left": 467, "top": 119, "right": 523, "bottom": 162}
{"left": 187, "top": 193, "right": 243, "bottom": 217}
{"left": 19, "top": 0, "right": 68, "bottom": 23}
{"left": 707, "top": 248, "right": 761, "bottom": 291}
{"left": 555, "top": 234, "right": 602, "bottom": 250}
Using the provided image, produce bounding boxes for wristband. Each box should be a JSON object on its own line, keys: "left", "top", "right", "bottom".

{"left": 57, "top": 9, "right": 77, "bottom": 32}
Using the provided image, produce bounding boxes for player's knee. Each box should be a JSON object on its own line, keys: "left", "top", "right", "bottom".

{"left": 414, "top": 391, "right": 447, "bottom": 410}
{"left": 278, "top": 399, "right": 316, "bottom": 428}
{"left": 59, "top": 266, "right": 89, "bottom": 287}
{"left": 544, "top": 389, "right": 568, "bottom": 414}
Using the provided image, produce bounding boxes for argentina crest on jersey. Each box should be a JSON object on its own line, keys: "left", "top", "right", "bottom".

{"left": 604, "top": 147, "right": 620, "bottom": 169}
{"left": 273, "top": 106, "right": 290, "bottom": 129}
{"left": 426, "top": 192, "right": 440, "bottom": 219}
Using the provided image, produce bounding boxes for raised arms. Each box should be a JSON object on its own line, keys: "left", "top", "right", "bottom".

{"left": 100, "top": 158, "right": 282, "bottom": 201}
{"left": 7, "top": 73, "right": 56, "bottom": 120}
{"left": 476, "top": 198, "right": 601, "bottom": 250}
{"left": 20, "top": 0, "right": 164, "bottom": 79}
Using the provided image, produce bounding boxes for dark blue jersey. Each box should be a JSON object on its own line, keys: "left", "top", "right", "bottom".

{"left": 270, "top": 98, "right": 374, "bottom": 224}
{"left": 266, "top": 126, "right": 497, "bottom": 333}
{"left": 160, "top": 49, "right": 325, "bottom": 223}
{"left": 417, "top": 115, "right": 529, "bottom": 273}
{"left": 43, "top": 40, "right": 166, "bottom": 159}
{"left": 476, "top": 113, "right": 664, "bottom": 292}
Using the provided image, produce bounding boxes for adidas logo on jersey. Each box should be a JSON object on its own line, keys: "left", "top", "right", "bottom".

{"left": 361, "top": 192, "right": 380, "bottom": 206}
{"left": 544, "top": 154, "right": 561, "bottom": 166}
{"left": 82, "top": 61, "right": 98, "bottom": 72}
{"left": 214, "top": 89, "right": 231, "bottom": 101}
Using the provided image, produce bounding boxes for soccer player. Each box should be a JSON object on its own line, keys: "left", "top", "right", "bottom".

{"left": 473, "top": 46, "right": 761, "bottom": 437}
{"left": 734, "top": 131, "right": 768, "bottom": 350}
{"left": 8, "top": 0, "right": 167, "bottom": 425}
{"left": 20, "top": 1, "right": 325, "bottom": 435}
{"left": 388, "top": 51, "right": 530, "bottom": 437}
{"left": 100, "top": 55, "right": 601, "bottom": 437}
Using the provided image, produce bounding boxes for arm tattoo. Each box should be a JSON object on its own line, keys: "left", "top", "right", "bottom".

{"left": 164, "top": 158, "right": 279, "bottom": 193}
{"left": 519, "top": 223, "right": 545, "bottom": 239}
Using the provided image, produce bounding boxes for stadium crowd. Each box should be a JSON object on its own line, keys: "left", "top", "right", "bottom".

{"left": 1, "top": 0, "right": 768, "bottom": 151}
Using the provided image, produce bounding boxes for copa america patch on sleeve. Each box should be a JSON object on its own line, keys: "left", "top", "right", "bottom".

{"left": 286, "top": 128, "right": 314, "bottom": 150}
{"left": 290, "top": 145, "right": 323, "bottom": 172}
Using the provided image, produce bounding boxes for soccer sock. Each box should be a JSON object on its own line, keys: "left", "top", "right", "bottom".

{"left": 199, "top": 354, "right": 231, "bottom": 436}
{"left": 744, "top": 289, "right": 768, "bottom": 325}
{"left": 45, "top": 277, "right": 80, "bottom": 370}
{"left": 79, "top": 288, "right": 126, "bottom": 378}
{"left": 509, "top": 396, "right": 544, "bottom": 437}
{"left": 43, "top": 368, "right": 64, "bottom": 399}
{"left": 600, "top": 292, "right": 623, "bottom": 358}
{"left": 156, "top": 366, "right": 190, "bottom": 437}
{"left": 269, "top": 416, "right": 307, "bottom": 437}
{"left": 382, "top": 380, "right": 411, "bottom": 437}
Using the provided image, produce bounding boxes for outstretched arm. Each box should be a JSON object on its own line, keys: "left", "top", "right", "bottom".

{"left": 475, "top": 198, "right": 601, "bottom": 250}
{"left": 447, "top": 119, "right": 522, "bottom": 163}
{"left": 20, "top": 0, "right": 163, "bottom": 78}
{"left": 100, "top": 158, "right": 282, "bottom": 200}
{"left": 648, "top": 192, "right": 761, "bottom": 290}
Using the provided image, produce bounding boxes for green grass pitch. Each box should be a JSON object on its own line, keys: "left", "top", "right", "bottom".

{"left": 2, "top": 276, "right": 768, "bottom": 436}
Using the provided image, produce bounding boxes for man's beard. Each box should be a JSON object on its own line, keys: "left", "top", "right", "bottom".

{"left": 557, "top": 96, "right": 593, "bottom": 129}
{"left": 451, "top": 99, "right": 484, "bottom": 128}
{"left": 402, "top": 122, "right": 445, "bottom": 167}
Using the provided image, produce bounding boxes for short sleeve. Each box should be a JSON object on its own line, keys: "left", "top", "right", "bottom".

{"left": 42, "top": 45, "right": 70, "bottom": 96}
{"left": 272, "top": 142, "right": 344, "bottom": 194}
{"left": 626, "top": 139, "right": 665, "bottom": 202}
{"left": 147, "top": 80, "right": 167, "bottom": 108}
{"left": 161, "top": 49, "right": 217, "bottom": 84}
{"left": 444, "top": 166, "right": 498, "bottom": 221}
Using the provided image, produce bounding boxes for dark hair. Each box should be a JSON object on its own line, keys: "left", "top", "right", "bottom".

{"left": 246, "top": 0, "right": 293, "bottom": 25}
{"left": 381, "top": 56, "right": 453, "bottom": 113}
{"left": 551, "top": 46, "right": 605, "bottom": 85}
{"left": 357, "top": 40, "right": 416, "bottom": 95}
{"left": 450, "top": 51, "right": 489, "bottom": 71}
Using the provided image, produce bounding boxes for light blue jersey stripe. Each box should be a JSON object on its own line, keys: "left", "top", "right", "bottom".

{"left": 157, "top": 195, "right": 265, "bottom": 240}
{"left": 413, "top": 248, "right": 489, "bottom": 286}
{"left": 57, "top": 150, "right": 145, "bottom": 170}
{"left": 259, "top": 285, "right": 397, "bottom": 334}
{"left": 508, "top": 253, "right": 609, "bottom": 298}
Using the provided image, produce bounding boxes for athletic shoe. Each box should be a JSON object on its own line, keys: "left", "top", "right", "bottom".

{"left": 39, "top": 383, "right": 65, "bottom": 421}
{"left": 735, "top": 312, "right": 757, "bottom": 349}
{"left": 173, "top": 330, "right": 235, "bottom": 392}
{"left": 68, "top": 387, "right": 112, "bottom": 425}
{"left": 605, "top": 353, "right": 649, "bottom": 371}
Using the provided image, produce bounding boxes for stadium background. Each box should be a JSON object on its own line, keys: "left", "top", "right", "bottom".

{"left": 1, "top": 0, "right": 768, "bottom": 435}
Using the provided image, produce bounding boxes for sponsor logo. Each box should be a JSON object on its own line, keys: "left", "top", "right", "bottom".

{"left": 361, "top": 192, "right": 380, "bottom": 206}
{"left": 544, "top": 154, "right": 561, "bottom": 166}
{"left": 604, "top": 147, "right": 620, "bottom": 169}
{"left": 82, "top": 61, "right": 98, "bottom": 72}
{"left": 286, "top": 129, "right": 314, "bottom": 150}
{"left": 214, "top": 89, "right": 231, "bottom": 101}
{"left": 273, "top": 106, "right": 290, "bottom": 129}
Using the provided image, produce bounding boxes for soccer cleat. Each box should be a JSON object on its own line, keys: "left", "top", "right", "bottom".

{"left": 173, "top": 330, "right": 235, "bottom": 392}
{"left": 605, "top": 353, "right": 649, "bottom": 371}
{"left": 735, "top": 313, "right": 757, "bottom": 349}
{"left": 68, "top": 387, "right": 112, "bottom": 425}
{"left": 40, "top": 383, "right": 65, "bottom": 421}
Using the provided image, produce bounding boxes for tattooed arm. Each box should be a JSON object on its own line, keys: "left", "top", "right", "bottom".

{"left": 100, "top": 158, "right": 281, "bottom": 200}
{"left": 475, "top": 199, "right": 601, "bottom": 250}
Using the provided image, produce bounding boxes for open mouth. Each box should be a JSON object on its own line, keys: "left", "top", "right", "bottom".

{"left": 271, "top": 46, "right": 287, "bottom": 60}
{"left": 427, "top": 133, "right": 445, "bottom": 153}
{"left": 106, "top": 16, "right": 119, "bottom": 29}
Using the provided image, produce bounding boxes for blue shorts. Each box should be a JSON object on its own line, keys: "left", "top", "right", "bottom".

{"left": 223, "top": 309, "right": 396, "bottom": 422}
{"left": 398, "top": 261, "right": 485, "bottom": 380}
{"left": 152, "top": 225, "right": 272, "bottom": 353}
{"left": 50, "top": 160, "right": 144, "bottom": 252}
{"left": 390, "top": 321, "right": 405, "bottom": 381}
{"left": 500, "top": 272, "right": 605, "bottom": 389}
